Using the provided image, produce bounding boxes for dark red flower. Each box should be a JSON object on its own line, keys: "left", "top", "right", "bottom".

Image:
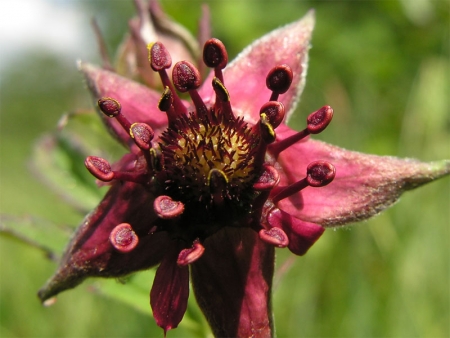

{"left": 38, "top": 3, "right": 449, "bottom": 337}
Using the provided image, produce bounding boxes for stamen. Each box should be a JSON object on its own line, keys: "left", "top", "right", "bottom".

{"left": 177, "top": 240, "right": 205, "bottom": 266}
{"left": 269, "top": 105, "right": 334, "bottom": 156}
{"left": 259, "top": 227, "right": 289, "bottom": 248}
{"left": 158, "top": 87, "right": 173, "bottom": 112}
{"left": 154, "top": 195, "right": 185, "bottom": 219}
{"left": 97, "top": 97, "right": 121, "bottom": 117}
{"left": 130, "top": 123, "right": 154, "bottom": 150}
{"left": 259, "top": 113, "right": 276, "bottom": 144}
{"left": 267, "top": 208, "right": 325, "bottom": 256}
{"left": 109, "top": 223, "right": 139, "bottom": 253}
{"left": 149, "top": 41, "right": 172, "bottom": 71}
{"left": 272, "top": 161, "right": 336, "bottom": 203}
{"left": 130, "top": 123, "right": 154, "bottom": 169}
{"left": 211, "top": 77, "right": 229, "bottom": 102}
{"left": 172, "top": 61, "right": 208, "bottom": 118}
{"left": 252, "top": 165, "right": 281, "bottom": 211}
{"left": 85, "top": 156, "right": 114, "bottom": 182}
{"left": 266, "top": 64, "right": 293, "bottom": 101}
{"left": 260, "top": 101, "right": 285, "bottom": 128}
{"left": 98, "top": 97, "right": 132, "bottom": 132}
{"left": 212, "top": 77, "right": 234, "bottom": 122}
{"left": 306, "top": 161, "right": 336, "bottom": 187}
{"left": 85, "top": 156, "right": 149, "bottom": 184}
{"left": 203, "top": 38, "right": 228, "bottom": 83}
{"left": 254, "top": 112, "right": 276, "bottom": 168}
{"left": 172, "top": 61, "right": 201, "bottom": 92}
{"left": 253, "top": 164, "right": 280, "bottom": 191}
{"left": 157, "top": 87, "right": 182, "bottom": 127}
{"left": 148, "top": 42, "right": 187, "bottom": 115}
{"left": 307, "top": 106, "right": 333, "bottom": 134}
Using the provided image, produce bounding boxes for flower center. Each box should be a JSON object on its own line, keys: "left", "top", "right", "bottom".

{"left": 159, "top": 111, "right": 259, "bottom": 206}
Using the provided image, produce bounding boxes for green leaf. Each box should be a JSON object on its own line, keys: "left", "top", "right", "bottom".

{"left": 0, "top": 215, "right": 71, "bottom": 261}
{"left": 30, "top": 109, "right": 126, "bottom": 214}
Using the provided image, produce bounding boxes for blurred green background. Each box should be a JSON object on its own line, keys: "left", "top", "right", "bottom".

{"left": 1, "top": 0, "right": 448, "bottom": 337}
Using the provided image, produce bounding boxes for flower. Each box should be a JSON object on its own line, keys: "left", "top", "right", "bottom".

{"left": 38, "top": 2, "right": 449, "bottom": 337}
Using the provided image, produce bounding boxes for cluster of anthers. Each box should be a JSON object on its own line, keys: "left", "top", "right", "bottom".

{"left": 84, "top": 38, "right": 335, "bottom": 263}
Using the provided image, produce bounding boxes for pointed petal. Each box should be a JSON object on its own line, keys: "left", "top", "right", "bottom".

{"left": 150, "top": 244, "right": 189, "bottom": 333}
{"left": 191, "top": 228, "right": 274, "bottom": 338}
{"left": 79, "top": 62, "right": 172, "bottom": 147}
{"left": 199, "top": 10, "right": 314, "bottom": 124}
{"left": 267, "top": 208, "right": 324, "bottom": 256}
{"left": 38, "top": 181, "right": 170, "bottom": 302}
{"left": 274, "top": 126, "right": 450, "bottom": 226}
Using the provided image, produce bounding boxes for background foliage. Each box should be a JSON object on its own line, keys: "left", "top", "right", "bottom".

{"left": 1, "top": 0, "right": 448, "bottom": 337}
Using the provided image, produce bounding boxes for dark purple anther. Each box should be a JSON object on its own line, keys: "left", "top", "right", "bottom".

{"left": 203, "top": 38, "right": 228, "bottom": 69}
{"left": 260, "top": 101, "right": 285, "bottom": 128}
{"left": 98, "top": 97, "right": 121, "bottom": 117}
{"left": 149, "top": 42, "right": 172, "bottom": 71}
{"left": 258, "top": 227, "right": 289, "bottom": 248}
{"left": 130, "top": 123, "right": 154, "bottom": 150}
{"left": 268, "top": 105, "right": 335, "bottom": 156}
{"left": 172, "top": 61, "right": 208, "bottom": 118}
{"left": 177, "top": 240, "right": 205, "bottom": 266}
{"left": 172, "top": 61, "right": 201, "bottom": 93}
{"left": 85, "top": 156, "right": 114, "bottom": 182}
{"left": 266, "top": 64, "right": 293, "bottom": 101}
{"left": 212, "top": 77, "right": 230, "bottom": 102}
{"left": 109, "top": 223, "right": 139, "bottom": 253}
{"left": 154, "top": 195, "right": 185, "bottom": 219}
{"left": 98, "top": 97, "right": 132, "bottom": 132}
{"left": 307, "top": 106, "right": 333, "bottom": 134}
{"left": 158, "top": 87, "right": 173, "bottom": 112}
{"left": 149, "top": 42, "right": 188, "bottom": 117}
{"left": 253, "top": 164, "right": 280, "bottom": 191}
{"left": 211, "top": 77, "right": 235, "bottom": 122}
{"left": 259, "top": 113, "right": 276, "bottom": 144}
{"left": 306, "top": 161, "right": 336, "bottom": 187}
{"left": 203, "top": 38, "right": 228, "bottom": 83}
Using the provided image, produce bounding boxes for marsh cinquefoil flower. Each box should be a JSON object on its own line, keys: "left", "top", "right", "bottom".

{"left": 38, "top": 3, "right": 449, "bottom": 337}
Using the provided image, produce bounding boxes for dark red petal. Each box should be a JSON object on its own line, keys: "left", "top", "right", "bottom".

{"left": 267, "top": 208, "right": 324, "bottom": 256}
{"left": 150, "top": 244, "right": 189, "bottom": 333}
{"left": 38, "top": 181, "right": 170, "bottom": 302}
{"left": 191, "top": 228, "right": 274, "bottom": 337}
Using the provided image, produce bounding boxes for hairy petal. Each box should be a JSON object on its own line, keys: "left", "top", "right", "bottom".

{"left": 150, "top": 244, "right": 189, "bottom": 333}
{"left": 191, "top": 228, "right": 274, "bottom": 338}
{"left": 79, "top": 62, "right": 175, "bottom": 147}
{"left": 275, "top": 125, "right": 450, "bottom": 227}
{"left": 199, "top": 11, "right": 314, "bottom": 124}
{"left": 38, "top": 181, "right": 170, "bottom": 302}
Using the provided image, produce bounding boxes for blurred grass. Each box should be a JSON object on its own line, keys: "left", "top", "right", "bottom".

{"left": 0, "top": 0, "right": 448, "bottom": 337}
